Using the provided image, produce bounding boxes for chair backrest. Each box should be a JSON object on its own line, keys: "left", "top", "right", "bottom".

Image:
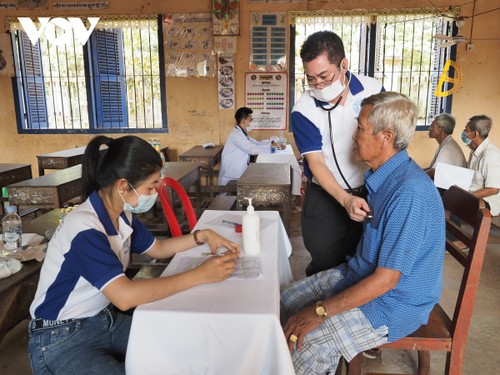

{"left": 442, "top": 185, "right": 491, "bottom": 350}
{"left": 156, "top": 177, "right": 197, "bottom": 237}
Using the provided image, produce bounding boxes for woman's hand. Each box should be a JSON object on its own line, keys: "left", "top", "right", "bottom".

{"left": 196, "top": 252, "right": 240, "bottom": 283}
{"left": 197, "top": 229, "right": 240, "bottom": 256}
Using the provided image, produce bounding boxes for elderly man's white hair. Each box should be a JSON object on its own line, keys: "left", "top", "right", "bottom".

{"left": 361, "top": 92, "right": 418, "bottom": 150}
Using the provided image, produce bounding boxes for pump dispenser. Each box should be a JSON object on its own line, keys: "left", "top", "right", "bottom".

{"left": 242, "top": 197, "right": 261, "bottom": 255}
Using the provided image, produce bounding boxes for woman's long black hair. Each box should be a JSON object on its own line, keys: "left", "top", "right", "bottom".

{"left": 82, "top": 135, "right": 162, "bottom": 199}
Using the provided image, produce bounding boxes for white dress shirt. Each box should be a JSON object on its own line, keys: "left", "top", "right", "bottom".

{"left": 468, "top": 138, "right": 500, "bottom": 216}
{"left": 218, "top": 126, "right": 273, "bottom": 185}
{"left": 429, "top": 135, "right": 467, "bottom": 169}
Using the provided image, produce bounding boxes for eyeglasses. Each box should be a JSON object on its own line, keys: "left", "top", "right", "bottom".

{"left": 305, "top": 68, "right": 340, "bottom": 89}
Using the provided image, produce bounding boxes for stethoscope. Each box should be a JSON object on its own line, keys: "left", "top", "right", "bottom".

{"left": 317, "top": 76, "right": 373, "bottom": 222}
{"left": 318, "top": 93, "right": 355, "bottom": 193}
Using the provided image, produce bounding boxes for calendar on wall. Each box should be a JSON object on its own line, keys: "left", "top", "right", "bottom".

{"left": 245, "top": 72, "right": 287, "bottom": 130}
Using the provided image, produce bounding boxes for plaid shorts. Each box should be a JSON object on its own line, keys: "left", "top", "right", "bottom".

{"left": 281, "top": 268, "right": 389, "bottom": 375}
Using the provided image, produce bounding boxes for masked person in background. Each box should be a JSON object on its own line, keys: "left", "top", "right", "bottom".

{"left": 218, "top": 107, "right": 285, "bottom": 185}
{"left": 28, "top": 135, "right": 240, "bottom": 375}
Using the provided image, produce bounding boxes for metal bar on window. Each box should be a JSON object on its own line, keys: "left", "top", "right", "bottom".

{"left": 139, "top": 28, "right": 146, "bottom": 129}
{"left": 147, "top": 25, "right": 155, "bottom": 127}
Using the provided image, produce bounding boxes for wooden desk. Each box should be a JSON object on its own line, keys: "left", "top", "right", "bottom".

{"left": 236, "top": 163, "right": 291, "bottom": 231}
{"left": 0, "top": 163, "right": 32, "bottom": 215}
{"left": 0, "top": 209, "right": 60, "bottom": 344}
{"left": 178, "top": 145, "right": 223, "bottom": 185}
{"left": 37, "top": 147, "right": 86, "bottom": 176}
{"left": 7, "top": 165, "right": 82, "bottom": 210}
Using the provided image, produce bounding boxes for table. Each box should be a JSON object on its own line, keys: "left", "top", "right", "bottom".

{"left": 178, "top": 145, "right": 223, "bottom": 185}
{"left": 0, "top": 209, "right": 60, "bottom": 344}
{"left": 0, "top": 163, "right": 32, "bottom": 215}
{"left": 7, "top": 164, "right": 82, "bottom": 210}
{"left": 237, "top": 163, "right": 291, "bottom": 231}
{"left": 257, "top": 145, "right": 302, "bottom": 196}
{"left": 126, "top": 210, "right": 294, "bottom": 375}
{"left": 37, "top": 146, "right": 86, "bottom": 176}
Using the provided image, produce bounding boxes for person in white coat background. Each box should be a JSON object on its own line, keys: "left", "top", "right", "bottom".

{"left": 218, "top": 107, "right": 284, "bottom": 185}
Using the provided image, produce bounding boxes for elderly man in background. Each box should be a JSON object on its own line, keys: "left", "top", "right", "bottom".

{"left": 281, "top": 92, "right": 445, "bottom": 375}
{"left": 462, "top": 115, "right": 500, "bottom": 216}
{"left": 425, "top": 113, "right": 466, "bottom": 179}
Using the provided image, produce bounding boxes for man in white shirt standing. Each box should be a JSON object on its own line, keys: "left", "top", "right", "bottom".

{"left": 425, "top": 113, "right": 466, "bottom": 179}
{"left": 462, "top": 115, "right": 500, "bottom": 216}
{"left": 218, "top": 107, "right": 284, "bottom": 185}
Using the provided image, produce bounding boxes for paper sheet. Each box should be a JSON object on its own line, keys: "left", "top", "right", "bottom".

{"left": 434, "top": 162, "right": 474, "bottom": 190}
{"left": 176, "top": 256, "right": 261, "bottom": 279}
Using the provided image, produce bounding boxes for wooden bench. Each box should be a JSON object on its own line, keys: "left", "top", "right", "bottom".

{"left": 207, "top": 195, "right": 236, "bottom": 210}
{"left": 492, "top": 215, "right": 500, "bottom": 229}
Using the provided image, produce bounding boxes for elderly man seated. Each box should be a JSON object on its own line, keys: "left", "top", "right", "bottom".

{"left": 425, "top": 113, "right": 466, "bottom": 179}
{"left": 462, "top": 115, "right": 500, "bottom": 216}
{"left": 281, "top": 92, "right": 445, "bottom": 375}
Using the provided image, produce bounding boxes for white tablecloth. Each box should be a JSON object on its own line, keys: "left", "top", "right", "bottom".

{"left": 257, "top": 144, "right": 302, "bottom": 196}
{"left": 126, "top": 210, "right": 295, "bottom": 375}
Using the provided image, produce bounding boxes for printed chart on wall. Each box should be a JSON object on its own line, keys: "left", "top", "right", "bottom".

{"left": 249, "top": 12, "right": 287, "bottom": 71}
{"left": 245, "top": 72, "right": 287, "bottom": 130}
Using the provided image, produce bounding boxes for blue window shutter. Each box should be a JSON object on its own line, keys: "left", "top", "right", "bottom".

{"left": 18, "top": 31, "right": 48, "bottom": 129}
{"left": 90, "top": 29, "right": 128, "bottom": 128}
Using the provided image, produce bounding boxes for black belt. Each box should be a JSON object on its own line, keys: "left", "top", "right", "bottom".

{"left": 30, "top": 318, "right": 78, "bottom": 330}
{"left": 30, "top": 305, "right": 116, "bottom": 330}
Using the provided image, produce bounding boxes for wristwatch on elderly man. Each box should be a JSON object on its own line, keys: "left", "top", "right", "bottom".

{"left": 315, "top": 301, "right": 328, "bottom": 319}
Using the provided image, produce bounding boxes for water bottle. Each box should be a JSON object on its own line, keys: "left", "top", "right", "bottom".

{"left": 2, "top": 205, "right": 22, "bottom": 257}
{"left": 279, "top": 132, "right": 287, "bottom": 148}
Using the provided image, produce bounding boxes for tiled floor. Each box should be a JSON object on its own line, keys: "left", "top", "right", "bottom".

{"left": 1, "top": 211, "right": 499, "bottom": 374}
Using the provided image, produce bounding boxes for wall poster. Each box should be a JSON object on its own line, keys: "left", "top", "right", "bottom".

{"left": 245, "top": 72, "right": 287, "bottom": 130}
{"left": 163, "top": 13, "right": 215, "bottom": 77}
{"left": 212, "top": 0, "right": 239, "bottom": 36}
{"left": 249, "top": 12, "right": 287, "bottom": 71}
{"left": 218, "top": 55, "right": 235, "bottom": 109}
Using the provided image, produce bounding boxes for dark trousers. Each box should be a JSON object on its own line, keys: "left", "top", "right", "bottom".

{"left": 302, "top": 182, "right": 363, "bottom": 276}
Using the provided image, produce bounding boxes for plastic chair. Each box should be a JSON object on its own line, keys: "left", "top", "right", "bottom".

{"left": 156, "top": 177, "right": 197, "bottom": 237}
{"left": 345, "top": 185, "right": 492, "bottom": 375}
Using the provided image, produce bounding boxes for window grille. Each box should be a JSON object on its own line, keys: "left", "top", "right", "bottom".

{"left": 291, "top": 9, "right": 457, "bottom": 128}
{"left": 10, "top": 16, "right": 167, "bottom": 133}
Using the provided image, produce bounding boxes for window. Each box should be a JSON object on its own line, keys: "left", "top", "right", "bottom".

{"left": 11, "top": 16, "right": 167, "bottom": 133}
{"left": 291, "top": 9, "right": 458, "bottom": 129}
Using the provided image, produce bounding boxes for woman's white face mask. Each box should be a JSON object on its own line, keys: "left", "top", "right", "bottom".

{"left": 119, "top": 184, "right": 158, "bottom": 214}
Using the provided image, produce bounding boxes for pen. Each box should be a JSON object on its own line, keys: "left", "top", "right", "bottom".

{"left": 222, "top": 220, "right": 241, "bottom": 226}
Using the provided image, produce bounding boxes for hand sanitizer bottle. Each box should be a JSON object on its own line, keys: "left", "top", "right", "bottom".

{"left": 242, "top": 197, "right": 261, "bottom": 255}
